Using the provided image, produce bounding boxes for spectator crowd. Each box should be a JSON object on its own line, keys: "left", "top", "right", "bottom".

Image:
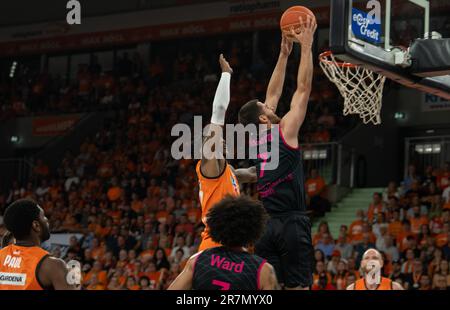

{"left": 0, "top": 32, "right": 347, "bottom": 290}
{"left": 312, "top": 163, "right": 450, "bottom": 290}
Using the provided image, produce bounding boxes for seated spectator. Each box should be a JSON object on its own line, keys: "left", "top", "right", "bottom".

{"left": 367, "top": 192, "right": 385, "bottom": 223}
{"left": 154, "top": 247, "right": 170, "bottom": 271}
{"left": 35, "top": 179, "right": 49, "bottom": 198}
{"left": 334, "top": 235, "right": 353, "bottom": 260}
{"left": 86, "top": 274, "right": 106, "bottom": 290}
{"left": 351, "top": 222, "right": 376, "bottom": 245}
{"left": 312, "top": 261, "right": 334, "bottom": 290}
{"left": 405, "top": 180, "right": 424, "bottom": 199}
{"left": 338, "top": 225, "right": 348, "bottom": 238}
{"left": 389, "top": 260, "right": 402, "bottom": 281}
{"left": 418, "top": 274, "right": 432, "bottom": 290}
{"left": 383, "top": 235, "right": 400, "bottom": 263}
{"left": 305, "top": 169, "right": 330, "bottom": 217}
{"left": 345, "top": 273, "right": 357, "bottom": 288}
{"left": 327, "top": 250, "right": 341, "bottom": 275}
{"left": 346, "top": 257, "right": 360, "bottom": 279}
{"left": 388, "top": 209, "right": 403, "bottom": 239}
{"left": 333, "top": 259, "right": 349, "bottom": 290}
{"left": 375, "top": 226, "right": 389, "bottom": 252}
{"left": 84, "top": 261, "right": 108, "bottom": 288}
{"left": 402, "top": 164, "right": 420, "bottom": 193}
{"left": 428, "top": 248, "right": 443, "bottom": 276}
{"left": 407, "top": 204, "right": 429, "bottom": 235}
{"left": 170, "top": 235, "right": 190, "bottom": 260}
{"left": 313, "top": 221, "right": 333, "bottom": 246}
{"left": 422, "top": 165, "right": 437, "bottom": 188}
{"left": 396, "top": 220, "right": 415, "bottom": 252}
{"left": 314, "top": 249, "right": 326, "bottom": 263}
{"left": 437, "top": 162, "right": 449, "bottom": 191}
{"left": 383, "top": 181, "right": 400, "bottom": 203}
{"left": 315, "top": 233, "right": 335, "bottom": 258}
{"left": 403, "top": 258, "right": 425, "bottom": 290}
{"left": 407, "top": 196, "right": 428, "bottom": 218}
{"left": 401, "top": 249, "right": 416, "bottom": 275}
{"left": 107, "top": 178, "right": 122, "bottom": 202}
{"left": 372, "top": 213, "right": 388, "bottom": 239}
{"left": 139, "top": 276, "right": 153, "bottom": 290}
{"left": 107, "top": 275, "right": 124, "bottom": 290}
{"left": 432, "top": 273, "right": 448, "bottom": 290}
{"left": 126, "top": 276, "right": 140, "bottom": 290}
{"left": 433, "top": 259, "right": 450, "bottom": 289}
{"left": 349, "top": 210, "right": 365, "bottom": 241}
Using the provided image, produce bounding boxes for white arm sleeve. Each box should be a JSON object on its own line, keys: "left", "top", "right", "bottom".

{"left": 210, "top": 72, "right": 231, "bottom": 126}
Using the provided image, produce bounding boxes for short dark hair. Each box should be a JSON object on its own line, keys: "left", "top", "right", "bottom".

{"left": 3, "top": 199, "right": 41, "bottom": 240}
{"left": 206, "top": 195, "right": 268, "bottom": 248}
{"left": 238, "top": 99, "right": 262, "bottom": 126}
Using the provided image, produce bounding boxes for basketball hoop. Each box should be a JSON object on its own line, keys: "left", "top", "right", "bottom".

{"left": 319, "top": 51, "right": 386, "bottom": 125}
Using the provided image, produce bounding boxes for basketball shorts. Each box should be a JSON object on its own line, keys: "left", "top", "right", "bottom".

{"left": 255, "top": 211, "right": 314, "bottom": 288}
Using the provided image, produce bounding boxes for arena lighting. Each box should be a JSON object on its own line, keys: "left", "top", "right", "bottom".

{"left": 394, "top": 112, "right": 405, "bottom": 120}
{"left": 415, "top": 144, "right": 441, "bottom": 154}
{"left": 9, "top": 61, "right": 17, "bottom": 78}
{"left": 10, "top": 135, "right": 19, "bottom": 143}
{"left": 303, "top": 149, "right": 327, "bottom": 160}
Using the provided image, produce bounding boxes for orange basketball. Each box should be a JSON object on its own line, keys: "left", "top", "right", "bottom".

{"left": 280, "top": 6, "right": 316, "bottom": 41}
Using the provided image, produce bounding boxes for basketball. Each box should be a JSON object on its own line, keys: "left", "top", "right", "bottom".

{"left": 280, "top": 6, "right": 316, "bottom": 41}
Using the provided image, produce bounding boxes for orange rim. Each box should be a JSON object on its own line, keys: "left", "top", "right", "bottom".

{"left": 319, "top": 51, "right": 357, "bottom": 68}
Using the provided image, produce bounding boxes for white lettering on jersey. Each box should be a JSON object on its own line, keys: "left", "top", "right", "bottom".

{"left": 3, "top": 255, "right": 22, "bottom": 268}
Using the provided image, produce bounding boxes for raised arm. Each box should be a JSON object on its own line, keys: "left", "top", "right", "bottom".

{"left": 280, "top": 17, "right": 316, "bottom": 148}
{"left": 167, "top": 254, "right": 197, "bottom": 290}
{"left": 265, "top": 36, "right": 293, "bottom": 112}
{"left": 201, "top": 54, "right": 233, "bottom": 178}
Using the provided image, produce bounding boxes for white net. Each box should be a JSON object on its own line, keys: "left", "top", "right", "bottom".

{"left": 319, "top": 51, "right": 386, "bottom": 125}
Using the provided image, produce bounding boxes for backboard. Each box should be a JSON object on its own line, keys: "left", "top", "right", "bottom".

{"left": 329, "top": 0, "right": 450, "bottom": 100}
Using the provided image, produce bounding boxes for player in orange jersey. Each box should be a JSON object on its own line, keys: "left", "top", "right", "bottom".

{"left": 0, "top": 199, "right": 79, "bottom": 290}
{"left": 346, "top": 248, "right": 403, "bottom": 290}
{"left": 196, "top": 55, "right": 256, "bottom": 251}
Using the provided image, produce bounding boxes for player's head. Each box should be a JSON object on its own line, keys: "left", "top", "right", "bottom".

{"left": 3, "top": 199, "right": 50, "bottom": 244}
{"left": 238, "top": 99, "right": 281, "bottom": 126}
{"left": 206, "top": 195, "right": 268, "bottom": 248}
{"left": 360, "top": 248, "right": 383, "bottom": 273}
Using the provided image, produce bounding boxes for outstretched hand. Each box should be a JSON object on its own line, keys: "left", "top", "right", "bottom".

{"left": 290, "top": 16, "right": 317, "bottom": 49}
{"left": 219, "top": 54, "right": 233, "bottom": 74}
{"left": 280, "top": 35, "right": 293, "bottom": 57}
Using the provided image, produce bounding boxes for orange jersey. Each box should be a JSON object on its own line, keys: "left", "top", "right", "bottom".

{"left": 353, "top": 277, "right": 392, "bottom": 290}
{"left": 196, "top": 161, "right": 240, "bottom": 251}
{"left": 0, "top": 244, "right": 49, "bottom": 290}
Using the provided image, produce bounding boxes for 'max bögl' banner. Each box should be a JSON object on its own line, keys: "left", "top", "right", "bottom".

{"left": 0, "top": 0, "right": 329, "bottom": 56}
{"left": 32, "top": 115, "right": 81, "bottom": 136}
